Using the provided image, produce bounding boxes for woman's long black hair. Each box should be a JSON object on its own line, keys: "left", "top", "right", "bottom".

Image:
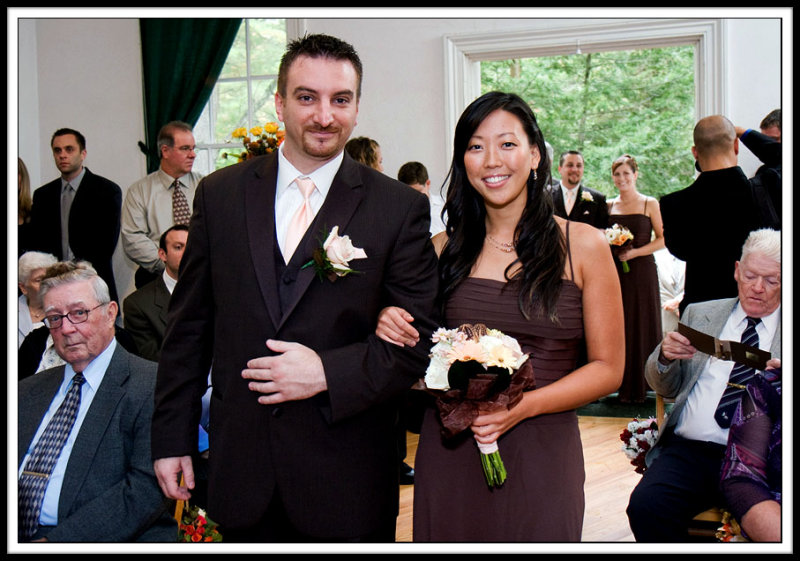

{"left": 438, "top": 91, "right": 566, "bottom": 321}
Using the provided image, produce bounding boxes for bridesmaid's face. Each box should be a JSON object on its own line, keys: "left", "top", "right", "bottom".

{"left": 612, "top": 163, "right": 638, "bottom": 192}
{"left": 463, "top": 109, "right": 540, "bottom": 211}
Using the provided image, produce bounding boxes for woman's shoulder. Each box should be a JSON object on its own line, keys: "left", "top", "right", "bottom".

{"left": 558, "top": 216, "right": 606, "bottom": 248}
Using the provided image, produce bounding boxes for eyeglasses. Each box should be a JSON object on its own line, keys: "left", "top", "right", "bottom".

{"left": 43, "top": 303, "right": 107, "bottom": 329}
{"left": 172, "top": 145, "right": 196, "bottom": 153}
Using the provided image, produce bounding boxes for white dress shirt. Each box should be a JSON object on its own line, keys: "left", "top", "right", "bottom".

{"left": 274, "top": 145, "right": 343, "bottom": 258}
{"left": 675, "top": 303, "right": 780, "bottom": 445}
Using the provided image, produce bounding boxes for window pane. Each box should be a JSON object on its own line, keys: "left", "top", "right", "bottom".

{"left": 248, "top": 19, "right": 286, "bottom": 76}
{"left": 219, "top": 24, "right": 247, "bottom": 79}
{"left": 216, "top": 81, "right": 250, "bottom": 140}
{"left": 252, "top": 78, "right": 279, "bottom": 124}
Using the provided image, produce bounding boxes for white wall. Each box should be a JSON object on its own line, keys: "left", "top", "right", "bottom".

{"left": 15, "top": 14, "right": 785, "bottom": 304}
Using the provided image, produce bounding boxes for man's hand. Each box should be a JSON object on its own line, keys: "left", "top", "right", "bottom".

{"left": 242, "top": 340, "right": 327, "bottom": 404}
{"left": 154, "top": 456, "right": 195, "bottom": 501}
{"left": 659, "top": 330, "right": 697, "bottom": 362}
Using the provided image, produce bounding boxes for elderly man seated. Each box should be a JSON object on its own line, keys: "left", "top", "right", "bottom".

{"left": 18, "top": 261, "right": 175, "bottom": 542}
{"left": 627, "top": 228, "right": 781, "bottom": 542}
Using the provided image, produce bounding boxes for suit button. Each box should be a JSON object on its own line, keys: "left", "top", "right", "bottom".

{"left": 272, "top": 407, "right": 283, "bottom": 418}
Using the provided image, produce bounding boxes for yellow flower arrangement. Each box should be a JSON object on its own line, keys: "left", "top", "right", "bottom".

{"left": 224, "top": 122, "right": 285, "bottom": 163}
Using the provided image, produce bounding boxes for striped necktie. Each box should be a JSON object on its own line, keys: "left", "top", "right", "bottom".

{"left": 19, "top": 373, "right": 86, "bottom": 538}
{"left": 714, "top": 317, "right": 761, "bottom": 428}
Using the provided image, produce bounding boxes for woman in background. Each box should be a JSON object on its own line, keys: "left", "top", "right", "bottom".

{"left": 607, "top": 154, "right": 664, "bottom": 403}
{"left": 345, "top": 136, "right": 384, "bottom": 172}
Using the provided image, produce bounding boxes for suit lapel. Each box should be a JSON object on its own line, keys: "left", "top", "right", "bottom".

{"left": 277, "top": 155, "right": 365, "bottom": 330}
{"left": 245, "top": 155, "right": 283, "bottom": 330}
{"left": 552, "top": 184, "right": 566, "bottom": 217}
{"left": 58, "top": 346, "right": 128, "bottom": 517}
{"left": 153, "top": 278, "right": 171, "bottom": 328}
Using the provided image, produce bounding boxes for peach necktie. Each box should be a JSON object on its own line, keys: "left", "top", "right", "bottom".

{"left": 283, "top": 176, "right": 316, "bottom": 261}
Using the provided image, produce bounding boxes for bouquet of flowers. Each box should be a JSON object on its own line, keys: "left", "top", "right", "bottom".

{"left": 178, "top": 504, "right": 223, "bottom": 542}
{"left": 424, "top": 323, "right": 534, "bottom": 488}
{"left": 223, "top": 121, "right": 285, "bottom": 163}
{"left": 619, "top": 417, "right": 659, "bottom": 474}
{"left": 605, "top": 223, "right": 634, "bottom": 273}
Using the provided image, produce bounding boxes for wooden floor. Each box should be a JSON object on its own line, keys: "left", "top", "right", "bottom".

{"left": 395, "top": 416, "right": 641, "bottom": 543}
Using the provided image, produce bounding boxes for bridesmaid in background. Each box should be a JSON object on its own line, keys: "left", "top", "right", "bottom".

{"left": 607, "top": 154, "right": 665, "bottom": 403}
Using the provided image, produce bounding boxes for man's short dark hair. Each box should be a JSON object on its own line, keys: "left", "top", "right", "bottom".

{"left": 157, "top": 121, "right": 194, "bottom": 155}
{"left": 397, "top": 161, "right": 429, "bottom": 185}
{"left": 51, "top": 128, "right": 86, "bottom": 151}
{"left": 558, "top": 150, "right": 583, "bottom": 167}
{"left": 760, "top": 109, "right": 781, "bottom": 131}
{"left": 159, "top": 224, "right": 189, "bottom": 252}
{"left": 277, "top": 33, "right": 363, "bottom": 99}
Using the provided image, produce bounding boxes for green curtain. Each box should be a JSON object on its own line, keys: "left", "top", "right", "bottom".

{"left": 139, "top": 18, "right": 242, "bottom": 172}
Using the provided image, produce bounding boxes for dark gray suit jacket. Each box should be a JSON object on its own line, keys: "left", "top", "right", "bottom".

{"left": 123, "top": 276, "right": 171, "bottom": 362}
{"left": 18, "top": 344, "right": 175, "bottom": 542}
{"left": 643, "top": 298, "right": 781, "bottom": 466}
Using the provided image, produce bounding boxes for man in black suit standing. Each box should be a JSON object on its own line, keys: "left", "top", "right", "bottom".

{"left": 660, "top": 115, "right": 768, "bottom": 314}
{"left": 550, "top": 150, "right": 609, "bottom": 229}
{"left": 151, "top": 33, "right": 440, "bottom": 543}
{"left": 26, "top": 128, "right": 122, "bottom": 303}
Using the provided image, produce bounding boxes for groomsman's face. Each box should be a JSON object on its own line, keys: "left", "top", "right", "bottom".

{"left": 558, "top": 154, "right": 584, "bottom": 189}
{"left": 51, "top": 134, "right": 86, "bottom": 179}
{"left": 275, "top": 55, "right": 360, "bottom": 174}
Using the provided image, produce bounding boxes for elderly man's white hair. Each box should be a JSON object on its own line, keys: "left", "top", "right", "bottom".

{"left": 741, "top": 228, "right": 781, "bottom": 264}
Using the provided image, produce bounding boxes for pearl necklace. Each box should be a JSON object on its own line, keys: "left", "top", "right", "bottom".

{"left": 486, "top": 234, "right": 516, "bottom": 253}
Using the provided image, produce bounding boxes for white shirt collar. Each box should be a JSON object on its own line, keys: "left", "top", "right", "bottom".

{"left": 731, "top": 300, "right": 780, "bottom": 339}
{"left": 277, "top": 144, "right": 343, "bottom": 198}
{"left": 162, "top": 270, "right": 178, "bottom": 294}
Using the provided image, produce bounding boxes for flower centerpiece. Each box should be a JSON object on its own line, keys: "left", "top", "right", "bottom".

{"left": 178, "top": 504, "right": 223, "bottom": 542}
{"left": 605, "top": 223, "right": 635, "bottom": 273}
{"left": 619, "top": 417, "right": 659, "bottom": 474}
{"left": 302, "top": 226, "right": 367, "bottom": 282}
{"left": 424, "top": 323, "right": 534, "bottom": 488}
{"left": 223, "top": 122, "right": 285, "bottom": 163}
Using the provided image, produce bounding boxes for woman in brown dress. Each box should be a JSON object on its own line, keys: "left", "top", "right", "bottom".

{"left": 607, "top": 154, "right": 665, "bottom": 403}
{"left": 377, "top": 92, "right": 623, "bottom": 541}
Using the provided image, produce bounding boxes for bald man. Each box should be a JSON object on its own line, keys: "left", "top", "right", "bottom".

{"left": 659, "top": 115, "right": 770, "bottom": 313}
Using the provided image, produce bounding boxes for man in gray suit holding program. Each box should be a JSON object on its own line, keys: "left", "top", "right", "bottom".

{"left": 18, "top": 261, "right": 175, "bottom": 543}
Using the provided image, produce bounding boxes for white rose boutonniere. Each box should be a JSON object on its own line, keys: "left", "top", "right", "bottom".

{"left": 581, "top": 190, "right": 594, "bottom": 202}
{"left": 303, "top": 226, "right": 367, "bottom": 282}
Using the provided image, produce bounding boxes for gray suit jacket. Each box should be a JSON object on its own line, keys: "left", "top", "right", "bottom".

{"left": 644, "top": 298, "right": 782, "bottom": 466}
{"left": 18, "top": 344, "right": 175, "bottom": 542}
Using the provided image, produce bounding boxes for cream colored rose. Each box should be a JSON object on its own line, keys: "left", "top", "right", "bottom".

{"left": 323, "top": 226, "right": 367, "bottom": 274}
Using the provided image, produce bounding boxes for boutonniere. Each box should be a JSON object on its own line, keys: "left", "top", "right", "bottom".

{"left": 302, "top": 226, "right": 367, "bottom": 282}
{"left": 581, "top": 190, "right": 594, "bottom": 202}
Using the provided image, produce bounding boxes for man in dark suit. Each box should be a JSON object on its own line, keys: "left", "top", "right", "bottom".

{"left": 660, "top": 115, "right": 768, "bottom": 314}
{"left": 18, "top": 262, "right": 174, "bottom": 542}
{"left": 151, "top": 34, "right": 440, "bottom": 543}
{"left": 123, "top": 224, "right": 188, "bottom": 362}
{"left": 26, "top": 128, "right": 122, "bottom": 303}
{"left": 550, "top": 150, "right": 608, "bottom": 229}
{"left": 627, "top": 228, "right": 781, "bottom": 542}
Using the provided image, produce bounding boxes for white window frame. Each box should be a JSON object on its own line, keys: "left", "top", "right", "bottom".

{"left": 442, "top": 18, "right": 726, "bottom": 164}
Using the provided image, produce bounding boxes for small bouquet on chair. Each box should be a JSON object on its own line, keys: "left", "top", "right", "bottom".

{"left": 424, "top": 323, "right": 535, "bottom": 488}
{"left": 605, "top": 223, "right": 634, "bottom": 273}
{"left": 178, "top": 503, "right": 223, "bottom": 542}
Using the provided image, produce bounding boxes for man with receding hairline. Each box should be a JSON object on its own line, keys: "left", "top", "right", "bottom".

{"left": 659, "top": 115, "right": 770, "bottom": 313}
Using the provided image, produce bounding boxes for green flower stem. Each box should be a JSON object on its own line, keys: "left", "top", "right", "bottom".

{"left": 621, "top": 261, "right": 630, "bottom": 273}
{"left": 480, "top": 450, "right": 507, "bottom": 488}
